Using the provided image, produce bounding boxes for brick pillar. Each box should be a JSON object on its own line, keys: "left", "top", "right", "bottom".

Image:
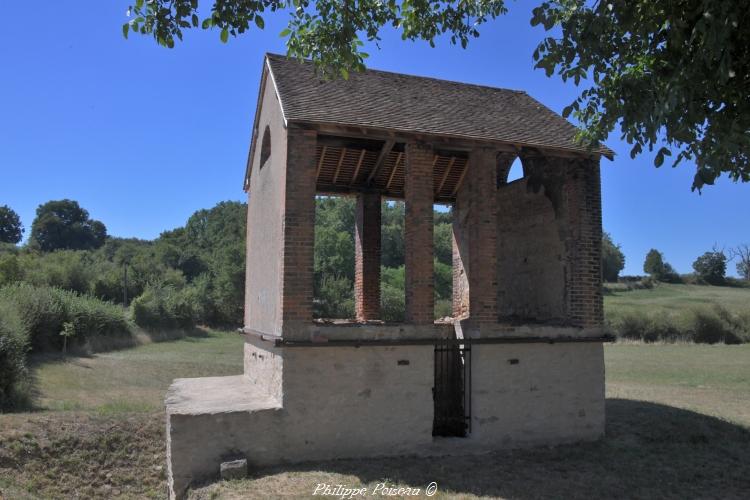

{"left": 561, "top": 157, "right": 604, "bottom": 328}
{"left": 281, "top": 127, "right": 317, "bottom": 334}
{"left": 467, "top": 148, "right": 498, "bottom": 323}
{"left": 404, "top": 142, "right": 434, "bottom": 325}
{"left": 355, "top": 192, "right": 381, "bottom": 321}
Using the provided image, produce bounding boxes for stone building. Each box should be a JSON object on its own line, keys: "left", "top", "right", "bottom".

{"left": 165, "top": 53, "right": 613, "bottom": 498}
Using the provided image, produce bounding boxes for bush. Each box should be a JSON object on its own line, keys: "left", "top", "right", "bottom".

{"left": 0, "top": 283, "right": 132, "bottom": 352}
{"left": 0, "top": 283, "right": 66, "bottom": 350}
{"left": 690, "top": 305, "right": 747, "bottom": 344}
{"left": 380, "top": 282, "right": 405, "bottom": 322}
{"left": 131, "top": 284, "right": 197, "bottom": 331}
{"left": 0, "top": 301, "right": 28, "bottom": 410}
{"left": 313, "top": 276, "right": 354, "bottom": 319}
{"left": 613, "top": 312, "right": 685, "bottom": 342}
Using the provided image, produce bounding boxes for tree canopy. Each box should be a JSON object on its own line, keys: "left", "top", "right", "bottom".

{"left": 125, "top": 0, "right": 749, "bottom": 190}
{"left": 0, "top": 206, "right": 23, "bottom": 244}
{"left": 29, "top": 200, "right": 107, "bottom": 252}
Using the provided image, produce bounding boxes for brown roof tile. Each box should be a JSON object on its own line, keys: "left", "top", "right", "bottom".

{"left": 266, "top": 53, "right": 612, "bottom": 157}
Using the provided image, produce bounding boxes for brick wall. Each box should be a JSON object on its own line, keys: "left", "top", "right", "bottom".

{"left": 355, "top": 192, "right": 381, "bottom": 320}
{"left": 404, "top": 142, "right": 434, "bottom": 325}
{"left": 280, "top": 127, "right": 317, "bottom": 330}
{"left": 561, "top": 157, "right": 604, "bottom": 327}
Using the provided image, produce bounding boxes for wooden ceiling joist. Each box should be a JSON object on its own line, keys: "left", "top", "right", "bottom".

{"left": 350, "top": 149, "right": 366, "bottom": 185}
{"left": 436, "top": 156, "right": 455, "bottom": 195}
{"left": 451, "top": 161, "right": 469, "bottom": 197}
{"left": 385, "top": 152, "right": 403, "bottom": 190}
{"left": 332, "top": 147, "right": 347, "bottom": 184}
{"left": 316, "top": 145, "right": 328, "bottom": 180}
{"left": 366, "top": 140, "right": 395, "bottom": 185}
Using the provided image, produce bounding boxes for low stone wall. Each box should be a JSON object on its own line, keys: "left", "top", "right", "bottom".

{"left": 166, "top": 338, "right": 604, "bottom": 498}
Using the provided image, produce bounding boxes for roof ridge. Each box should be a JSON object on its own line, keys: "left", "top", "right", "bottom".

{"left": 264, "top": 52, "right": 528, "bottom": 95}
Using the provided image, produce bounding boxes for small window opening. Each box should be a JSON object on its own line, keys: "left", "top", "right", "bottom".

{"left": 259, "top": 126, "right": 271, "bottom": 168}
{"left": 506, "top": 157, "right": 525, "bottom": 183}
{"left": 434, "top": 203, "right": 453, "bottom": 321}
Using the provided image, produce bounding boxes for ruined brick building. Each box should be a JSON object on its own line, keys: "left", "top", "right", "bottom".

{"left": 165, "top": 53, "right": 613, "bottom": 498}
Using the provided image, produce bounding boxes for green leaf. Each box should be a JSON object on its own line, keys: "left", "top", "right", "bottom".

{"left": 202, "top": 18, "right": 212, "bottom": 29}
{"left": 279, "top": 28, "right": 291, "bottom": 37}
{"left": 122, "top": 23, "right": 129, "bottom": 39}
{"left": 255, "top": 15, "right": 265, "bottom": 29}
{"left": 220, "top": 28, "right": 229, "bottom": 43}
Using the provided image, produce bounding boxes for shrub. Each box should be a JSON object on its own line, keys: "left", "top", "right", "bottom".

{"left": 0, "top": 283, "right": 66, "bottom": 350}
{"left": 380, "top": 282, "right": 405, "bottom": 322}
{"left": 690, "top": 305, "right": 747, "bottom": 344}
{"left": 0, "top": 283, "right": 132, "bottom": 351}
{"left": 131, "top": 284, "right": 197, "bottom": 331}
{"left": 313, "top": 276, "right": 354, "bottom": 319}
{"left": 0, "top": 301, "right": 28, "bottom": 410}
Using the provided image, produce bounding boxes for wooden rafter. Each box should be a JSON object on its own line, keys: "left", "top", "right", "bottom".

{"left": 385, "top": 152, "right": 403, "bottom": 190}
{"left": 436, "top": 156, "right": 455, "bottom": 195}
{"left": 366, "top": 140, "right": 395, "bottom": 185}
{"left": 451, "top": 161, "right": 469, "bottom": 197}
{"left": 332, "top": 147, "right": 347, "bottom": 183}
{"left": 316, "top": 146, "right": 328, "bottom": 180}
{"left": 350, "top": 149, "right": 366, "bottom": 185}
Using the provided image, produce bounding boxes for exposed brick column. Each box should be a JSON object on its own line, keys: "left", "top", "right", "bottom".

{"left": 467, "top": 148, "right": 499, "bottom": 323}
{"left": 280, "top": 127, "right": 317, "bottom": 333}
{"left": 404, "top": 142, "right": 434, "bottom": 325}
{"left": 355, "top": 192, "right": 381, "bottom": 321}
{"left": 561, "top": 157, "right": 604, "bottom": 328}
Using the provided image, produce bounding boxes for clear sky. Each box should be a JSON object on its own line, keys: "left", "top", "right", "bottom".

{"left": 1, "top": 2, "right": 747, "bottom": 276}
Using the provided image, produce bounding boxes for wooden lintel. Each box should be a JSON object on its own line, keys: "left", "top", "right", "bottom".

{"left": 436, "top": 156, "right": 456, "bottom": 195}
{"left": 451, "top": 161, "right": 470, "bottom": 197}
{"left": 297, "top": 120, "right": 610, "bottom": 160}
{"left": 316, "top": 145, "right": 328, "bottom": 180}
{"left": 386, "top": 152, "right": 403, "bottom": 190}
{"left": 332, "top": 148, "right": 347, "bottom": 184}
{"left": 350, "top": 149, "right": 366, "bottom": 185}
{"left": 366, "top": 139, "right": 395, "bottom": 185}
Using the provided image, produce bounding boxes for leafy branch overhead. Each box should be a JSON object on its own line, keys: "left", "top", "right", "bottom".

{"left": 124, "top": 0, "right": 750, "bottom": 190}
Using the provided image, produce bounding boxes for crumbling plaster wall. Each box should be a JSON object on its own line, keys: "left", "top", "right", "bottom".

{"left": 244, "top": 68, "right": 288, "bottom": 335}
{"left": 496, "top": 177, "right": 566, "bottom": 322}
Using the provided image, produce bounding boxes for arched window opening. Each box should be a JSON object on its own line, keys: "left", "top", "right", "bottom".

{"left": 506, "top": 157, "right": 525, "bottom": 183}
{"left": 260, "top": 125, "right": 271, "bottom": 168}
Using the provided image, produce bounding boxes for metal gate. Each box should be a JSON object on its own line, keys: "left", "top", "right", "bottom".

{"left": 432, "top": 340, "right": 471, "bottom": 437}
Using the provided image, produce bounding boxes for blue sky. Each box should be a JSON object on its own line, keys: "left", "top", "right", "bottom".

{"left": 1, "top": 2, "right": 747, "bottom": 276}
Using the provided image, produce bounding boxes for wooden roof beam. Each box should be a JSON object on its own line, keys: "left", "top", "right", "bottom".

{"left": 350, "top": 149, "right": 366, "bottom": 185}
{"left": 451, "top": 161, "right": 470, "bottom": 197}
{"left": 332, "top": 148, "right": 347, "bottom": 184}
{"left": 385, "top": 152, "right": 403, "bottom": 190}
{"left": 366, "top": 139, "right": 395, "bottom": 185}
{"left": 316, "top": 145, "right": 328, "bottom": 180}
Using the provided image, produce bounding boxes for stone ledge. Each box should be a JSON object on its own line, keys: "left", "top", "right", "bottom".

{"left": 165, "top": 375, "right": 281, "bottom": 416}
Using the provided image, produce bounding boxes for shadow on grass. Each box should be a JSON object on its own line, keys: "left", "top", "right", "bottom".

{"left": 238, "top": 399, "right": 750, "bottom": 499}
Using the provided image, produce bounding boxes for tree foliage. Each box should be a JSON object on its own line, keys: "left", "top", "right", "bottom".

{"left": 532, "top": 0, "right": 750, "bottom": 190}
{"left": 123, "top": 0, "right": 507, "bottom": 77}
{"left": 601, "top": 232, "right": 625, "bottom": 282}
{"left": 643, "top": 248, "right": 680, "bottom": 282}
{"left": 29, "top": 200, "right": 107, "bottom": 252}
{"left": 730, "top": 244, "right": 750, "bottom": 281}
{"left": 692, "top": 250, "right": 727, "bottom": 285}
{"left": 125, "top": 1, "right": 750, "bottom": 189}
{"left": 0, "top": 205, "right": 23, "bottom": 244}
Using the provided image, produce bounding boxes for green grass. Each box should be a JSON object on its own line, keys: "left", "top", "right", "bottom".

{"left": 604, "top": 282, "right": 750, "bottom": 318}
{"left": 1, "top": 325, "right": 750, "bottom": 499}
{"left": 30, "top": 328, "right": 243, "bottom": 413}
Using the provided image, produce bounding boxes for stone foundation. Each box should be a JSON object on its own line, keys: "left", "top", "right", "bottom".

{"left": 166, "top": 332, "right": 605, "bottom": 498}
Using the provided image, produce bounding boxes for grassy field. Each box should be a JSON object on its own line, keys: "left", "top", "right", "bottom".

{"left": 1, "top": 322, "right": 749, "bottom": 499}
{"left": 604, "top": 282, "right": 750, "bottom": 318}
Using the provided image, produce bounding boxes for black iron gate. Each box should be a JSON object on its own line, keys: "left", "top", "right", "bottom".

{"left": 432, "top": 340, "right": 471, "bottom": 437}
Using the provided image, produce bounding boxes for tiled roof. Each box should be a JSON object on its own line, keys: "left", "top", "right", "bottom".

{"left": 265, "top": 53, "right": 612, "bottom": 157}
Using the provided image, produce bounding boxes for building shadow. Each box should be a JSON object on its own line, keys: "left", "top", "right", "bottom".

{"left": 249, "top": 399, "right": 750, "bottom": 499}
